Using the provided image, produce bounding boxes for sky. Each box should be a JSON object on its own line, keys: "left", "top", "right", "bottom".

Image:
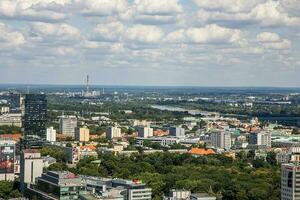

{"left": 0, "top": 0, "right": 300, "bottom": 87}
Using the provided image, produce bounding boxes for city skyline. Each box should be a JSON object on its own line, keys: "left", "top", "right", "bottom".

{"left": 0, "top": 0, "right": 300, "bottom": 87}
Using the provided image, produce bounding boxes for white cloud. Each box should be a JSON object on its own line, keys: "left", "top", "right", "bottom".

{"left": 256, "top": 32, "right": 281, "bottom": 42}
{"left": 166, "top": 24, "right": 242, "bottom": 44}
{"left": 134, "top": 0, "right": 182, "bottom": 15}
{"left": 32, "top": 22, "right": 80, "bottom": 40}
{"left": 0, "top": 0, "right": 68, "bottom": 22}
{"left": 193, "top": 0, "right": 263, "bottom": 13}
{"left": 74, "top": 0, "right": 127, "bottom": 16}
{"left": 0, "top": 23, "right": 25, "bottom": 48}
{"left": 125, "top": 25, "right": 164, "bottom": 43}
{"left": 93, "top": 21, "right": 124, "bottom": 42}
{"left": 263, "top": 39, "right": 291, "bottom": 50}
{"left": 196, "top": 1, "right": 300, "bottom": 27}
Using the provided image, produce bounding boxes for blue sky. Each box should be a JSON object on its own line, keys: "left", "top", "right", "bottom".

{"left": 0, "top": 0, "right": 299, "bottom": 87}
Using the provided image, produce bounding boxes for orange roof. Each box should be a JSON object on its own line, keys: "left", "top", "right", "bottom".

{"left": 189, "top": 148, "right": 215, "bottom": 156}
{"left": 0, "top": 134, "right": 21, "bottom": 142}
{"left": 79, "top": 145, "right": 96, "bottom": 151}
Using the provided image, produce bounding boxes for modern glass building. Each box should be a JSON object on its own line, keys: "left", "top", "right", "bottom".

{"left": 22, "top": 94, "right": 47, "bottom": 148}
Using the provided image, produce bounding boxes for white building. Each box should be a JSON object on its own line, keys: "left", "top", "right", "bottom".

{"left": 20, "top": 149, "right": 43, "bottom": 191}
{"left": 249, "top": 132, "right": 271, "bottom": 147}
{"left": 281, "top": 163, "right": 300, "bottom": 200}
{"left": 75, "top": 126, "right": 90, "bottom": 142}
{"left": 59, "top": 116, "right": 77, "bottom": 137}
{"left": 137, "top": 126, "right": 153, "bottom": 138}
{"left": 211, "top": 131, "right": 231, "bottom": 149}
{"left": 106, "top": 126, "right": 122, "bottom": 139}
{"left": 136, "top": 137, "right": 179, "bottom": 147}
{"left": 0, "top": 106, "right": 9, "bottom": 114}
{"left": 46, "top": 127, "right": 56, "bottom": 142}
{"left": 169, "top": 127, "right": 185, "bottom": 138}
{"left": 0, "top": 113, "right": 22, "bottom": 127}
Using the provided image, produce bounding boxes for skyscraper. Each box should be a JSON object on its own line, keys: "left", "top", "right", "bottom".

{"left": 281, "top": 163, "right": 300, "bottom": 200}
{"left": 22, "top": 94, "right": 47, "bottom": 148}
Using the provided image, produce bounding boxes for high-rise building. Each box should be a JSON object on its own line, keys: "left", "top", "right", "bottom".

{"left": 169, "top": 127, "right": 185, "bottom": 138}
{"left": 46, "top": 127, "right": 56, "bottom": 142}
{"left": 249, "top": 132, "right": 271, "bottom": 147}
{"left": 20, "top": 149, "right": 43, "bottom": 192}
{"left": 75, "top": 126, "right": 90, "bottom": 142}
{"left": 22, "top": 94, "right": 47, "bottom": 148}
{"left": 281, "top": 163, "right": 300, "bottom": 200}
{"left": 59, "top": 116, "right": 77, "bottom": 137}
{"left": 0, "top": 139, "right": 15, "bottom": 181}
{"left": 106, "top": 126, "right": 122, "bottom": 139}
{"left": 211, "top": 131, "right": 231, "bottom": 149}
{"left": 137, "top": 126, "right": 153, "bottom": 138}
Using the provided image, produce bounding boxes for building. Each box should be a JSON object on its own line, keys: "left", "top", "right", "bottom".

{"left": 22, "top": 94, "right": 47, "bottom": 148}
{"left": 190, "top": 193, "right": 216, "bottom": 200}
{"left": 169, "top": 127, "right": 185, "bottom": 138}
{"left": 111, "top": 179, "right": 152, "bottom": 200}
{"left": 165, "top": 189, "right": 191, "bottom": 200}
{"left": 0, "top": 106, "right": 10, "bottom": 114}
{"left": 75, "top": 126, "right": 90, "bottom": 142}
{"left": 210, "top": 131, "right": 231, "bottom": 149}
{"left": 0, "top": 139, "right": 15, "bottom": 181}
{"left": 27, "top": 171, "right": 83, "bottom": 200}
{"left": 249, "top": 132, "right": 271, "bottom": 148}
{"left": 136, "top": 137, "right": 179, "bottom": 147}
{"left": 137, "top": 126, "right": 153, "bottom": 138}
{"left": 46, "top": 127, "right": 56, "bottom": 142}
{"left": 106, "top": 127, "right": 121, "bottom": 140}
{"left": 0, "top": 113, "right": 22, "bottom": 127}
{"left": 59, "top": 115, "right": 77, "bottom": 137}
{"left": 20, "top": 149, "right": 43, "bottom": 192}
{"left": 281, "top": 163, "right": 300, "bottom": 200}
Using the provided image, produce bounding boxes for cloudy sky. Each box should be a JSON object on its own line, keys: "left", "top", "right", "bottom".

{"left": 0, "top": 0, "right": 300, "bottom": 87}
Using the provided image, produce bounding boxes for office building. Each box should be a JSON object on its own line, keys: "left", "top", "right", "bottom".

{"left": 112, "top": 179, "right": 152, "bottom": 200}
{"left": 136, "top": 137, "right": 179, "bottom": 147}
{"left": 22, "top": 94, "right": 47, "bottom": 148}
{"left": 20, "top": 149, "right": 43, "bottom": 191}
{"left": 169, "top": 127, "right": 185, "bottom": 138}
{"left": 249, "top": 132, "right": 271, "bottom": 148}
{"left": 27, "top": 171, "right": 83, "bottom": 200}
{"left": 165, "top": 189, "right": 191, "bottom": 200}
{"left": 59, "top": 115, "right": 77, "bottom": 137}
{"left": 281, "top": 163, "right": 300, "bottom": 200}
{"left": 210, "top": 131, "right": 231, "bottom": 149}
{"left": 75, "top": 126, "right": 90, "bottom": 142}
{"left": 0, "top": 139, "right": 15, "bottom": 181}
{"left": 106, "top": 126, "right": 121, "bottom": 139}
{"left": 46, "top": 127, "right": 56, "bottom": 142}
{"left": 137, "top": 126, "right": 153, "bottom": 138}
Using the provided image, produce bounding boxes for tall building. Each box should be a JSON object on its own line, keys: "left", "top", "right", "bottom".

{"left": 0, "top": 139, "right": 15, "bottom": 181}
{"left": 26, "top": 171, "right": 82, "bottom": 199}
{"left": 75, "top": 126, "right": 90, "bottom": 142}
{"left": 210, "top": 131, "right": 231, "bottom": 149}
{"left": 169, "top": 127, "right": 185, "bottom": 138}
{"left": 46, "top": 127, "right": 56, "bottom": 142}
{"left": 20, "top": 149, "right": 43, "bottom": 192}
{"left": 249, "top": 132, "right": 271, "bottom": 147}
{"left": 281, "top": 163, "right": 300, "bottom": 200}
{"left": 22, "top": 94, "right": 47, "bottom": 148}
{"left": 106, "top": 126, "right": 122, "bottom": 139}
{"left": 137, "top": 126, "right": 153, "bottom": 138}
{"left": 59, "top": 115, "right": 77, "bottom": 137}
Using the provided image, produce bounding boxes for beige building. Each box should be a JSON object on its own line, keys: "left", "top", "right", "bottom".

{"left": 75, "top": 126, "right": 90, "bottom": 142}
